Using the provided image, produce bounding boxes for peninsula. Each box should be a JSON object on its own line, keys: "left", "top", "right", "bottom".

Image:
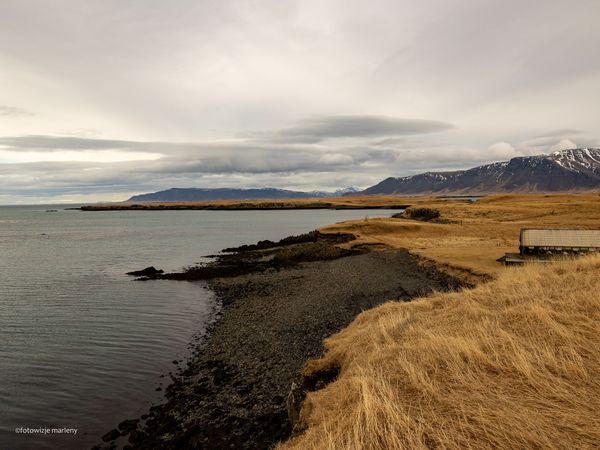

{"left": 77, "top": 196, "right": 409, "bottom": 211}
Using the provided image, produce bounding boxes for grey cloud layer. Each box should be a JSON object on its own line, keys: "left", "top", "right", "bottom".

{"left": 0, "top": 114, "right": 465, "bottom": 198}
{"left": 0, "top": 0, "right": 599, "bottom": 202}
{"left": 3, "top": 110, "right": 598, "bottom": 201}
{"left": 241, "top": 116, "right": 454, "bottom": 143}
{"left": 1, "top": 115, "right": 586, "bottom": 200}
{"left": 0, "top": 115, "right": 453, "bottom": 151}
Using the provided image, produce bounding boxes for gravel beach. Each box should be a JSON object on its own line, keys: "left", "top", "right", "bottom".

{"left": 95, "top": 232, "right": 464, "bottom": 450}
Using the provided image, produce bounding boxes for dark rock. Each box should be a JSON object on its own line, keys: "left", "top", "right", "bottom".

{"left": 126, "top": 266, "right": 164, "bottom": 277}
{"left": 128, "top": 429, "right": 148, "bottom": 444}
{"left": 156, "top": 231, "right": 358, "bottom": 282}
{"left": 101, "top": 428, "right": 120, "bottom": 442}
{"left": 118, "top": 418, "right": 139, "bottom": 434}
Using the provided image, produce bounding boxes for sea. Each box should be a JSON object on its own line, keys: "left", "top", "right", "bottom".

{"left": 0, "top": 205, "right": 402, "bottom": 449}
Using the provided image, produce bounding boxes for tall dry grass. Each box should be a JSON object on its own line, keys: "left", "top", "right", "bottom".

{"left": 279, "top": 255, "right": 600, "bottom": 450}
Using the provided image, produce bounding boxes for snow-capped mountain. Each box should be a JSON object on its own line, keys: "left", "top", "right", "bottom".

{"left": 360, "top": 148, "right": 600, "bottom": 195}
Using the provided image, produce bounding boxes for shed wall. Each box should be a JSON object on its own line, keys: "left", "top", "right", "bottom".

{"left": 521, "top": 229, "right": 600, "bottom": 248}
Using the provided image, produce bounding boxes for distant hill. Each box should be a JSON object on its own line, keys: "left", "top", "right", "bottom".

{"left": 360, "top": 148, "right": 600, "bottom": 195}
{"left": 127, "top": 187, "right": 359, "bottom": 203}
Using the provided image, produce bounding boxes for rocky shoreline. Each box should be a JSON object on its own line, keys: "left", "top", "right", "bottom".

{"left": 94, "top": 231, "right": 467, "bottom": 450}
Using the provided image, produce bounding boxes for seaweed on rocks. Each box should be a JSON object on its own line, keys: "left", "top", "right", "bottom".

{"left": 129, "top": 231, "right": 359, "bottom": 281}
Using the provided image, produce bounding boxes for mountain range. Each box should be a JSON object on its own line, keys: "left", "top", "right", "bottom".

{"left": 360, "top": 148, "right": 600, "bottom": 195}
{"left": 127, "top": 149, "right": 600, "bottom": 202}
{"left": 127, "top": 187, "right": 358, "bottom": 203}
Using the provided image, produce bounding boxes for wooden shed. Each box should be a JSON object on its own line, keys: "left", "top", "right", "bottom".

{"left": 499, "top": 228, "right": 600, "bottom": 265}
{"left": 520, "top": 228, "right": 600, "bottom": 255}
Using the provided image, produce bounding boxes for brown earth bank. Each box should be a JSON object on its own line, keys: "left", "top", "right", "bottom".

{"left": 279, "top": 255, "right": 600, "bottom": 450}
{"left": 94, "top": 230, "right": 467, "bottom": 450}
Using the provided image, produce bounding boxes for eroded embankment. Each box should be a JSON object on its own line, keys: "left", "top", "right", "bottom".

{"left": 279, "top": 255, "right": 600, "bottom": 450}
{"left": 95, "top": 230, "right": 466, "bottom": 450}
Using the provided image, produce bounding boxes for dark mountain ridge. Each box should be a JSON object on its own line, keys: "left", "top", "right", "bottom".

{"left": 361, "top": 148, "right": 600, "bottom": 195}
{"left": 128, "top": 149, "right": 600, "bottom": 202}
{"left": 127, "top": 187, "right": 358, "bottom": 203}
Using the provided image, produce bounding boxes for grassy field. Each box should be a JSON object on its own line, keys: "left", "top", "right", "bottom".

{"left": 277, "top": 194, "right": 600, "bottom": 450}
{"left": 278, "top": 255, "right": 600, "bottom": 449}
{"left": 322, "top": 194, "right": 600, "bottom": 278}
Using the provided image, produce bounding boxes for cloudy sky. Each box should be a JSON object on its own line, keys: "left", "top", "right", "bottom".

{"left": 1, "top": 0, "right": 599, "bottom": 203}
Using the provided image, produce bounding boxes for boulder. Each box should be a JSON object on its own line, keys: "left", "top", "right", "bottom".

{"left": 101, "top": 428, "right": 120, "bottom": 442}
{"left": 118, "top": 418, "right": 139, "bottom": 434}
{"left": 126, "top": 266, "right": 164, "bottom": 277}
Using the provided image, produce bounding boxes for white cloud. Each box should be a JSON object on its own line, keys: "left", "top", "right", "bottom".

{"left": 318, "top": 153, "right": 355, "bottom": 165}
{"left": 487, "top": 142, "right": 518, "bottom": 159}
{"left": 0, "top": 105, "right": 34, "bottom": 117}
{"left": 0, "top": 149, "right": 163, "bottom": 163}
{"left": 551, "top": 139, "right": 578, "bottom": 152}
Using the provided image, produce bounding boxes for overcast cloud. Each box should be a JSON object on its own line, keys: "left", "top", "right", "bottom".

{"left": 0, "top": 0, "right": 599, "bottom": 203}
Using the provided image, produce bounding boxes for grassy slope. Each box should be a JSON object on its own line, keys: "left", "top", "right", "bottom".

{"left": 279, "top": 255, "right": 600, "bottom": 450}
{"left": 277, "top": 194, "right": 600, "bottom": 449}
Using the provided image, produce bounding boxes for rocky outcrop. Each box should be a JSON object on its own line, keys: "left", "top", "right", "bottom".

{"left": 131, "top": 232, "right": 359, "bottom": 282}
{"left": 126, "top": 266, "right": 164, "bottom": 277}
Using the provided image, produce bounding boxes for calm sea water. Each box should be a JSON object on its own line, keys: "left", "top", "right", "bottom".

{"left": 0, "top": 205, "right": 401, "bottom": 449}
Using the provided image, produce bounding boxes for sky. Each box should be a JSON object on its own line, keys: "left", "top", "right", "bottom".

{"left": 1, "top": 0, "right": 599, "bottom": 204}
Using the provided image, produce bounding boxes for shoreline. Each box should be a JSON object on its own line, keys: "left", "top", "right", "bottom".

{"left": 94, "top": 230, "right": 468, "bottom": 449}
{"left": 72, "top": 195, "right": 412, "bottom": 212}
{"left": 77, "top": 204, "right": 410, "bottom": 211}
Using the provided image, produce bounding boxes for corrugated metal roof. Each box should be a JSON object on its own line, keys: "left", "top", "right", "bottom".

{"left": 521, "top": 229, "right": 600, "bottom": 248}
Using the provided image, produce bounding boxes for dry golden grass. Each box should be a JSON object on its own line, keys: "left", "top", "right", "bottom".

{"left": 322, "top": 194, "right": 600, "bottom": 277}
{"left": 279, "top": 254, "right": 600, "bottom": 450}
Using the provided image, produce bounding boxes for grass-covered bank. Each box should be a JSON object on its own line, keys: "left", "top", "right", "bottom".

{"left": 279, "top": 255, "right": 600, "bottom": 450}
